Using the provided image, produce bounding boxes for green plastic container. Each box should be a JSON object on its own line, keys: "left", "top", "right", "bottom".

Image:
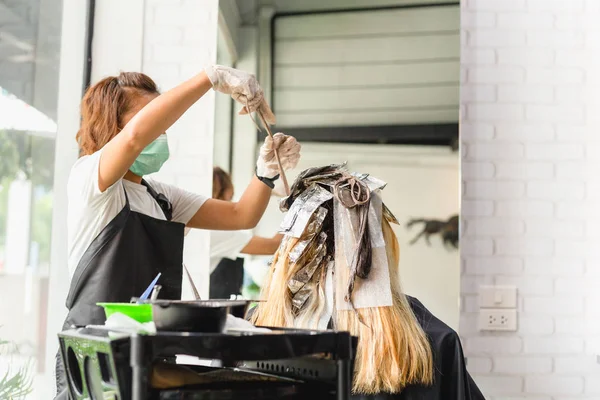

{"left": 97, "top": 303, "right": 153, "bottom": 323}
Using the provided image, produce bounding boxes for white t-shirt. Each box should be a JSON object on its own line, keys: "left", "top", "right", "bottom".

{"left": 67, "top": 150, "right": 208, "bottom": 277}
{"left": 209, "top": 230, "right": 253, "bottom": 273}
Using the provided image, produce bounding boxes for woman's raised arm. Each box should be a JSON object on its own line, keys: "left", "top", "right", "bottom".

{"left": 98, "top": 66, "right": 273, "bottom": 192}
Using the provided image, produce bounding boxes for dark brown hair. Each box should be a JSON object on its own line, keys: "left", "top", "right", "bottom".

{"left": 76, "top": 72, "right": 159, "bottom": 155}
{"left": 213, "top": 167, "right": 233, "bottom": 200}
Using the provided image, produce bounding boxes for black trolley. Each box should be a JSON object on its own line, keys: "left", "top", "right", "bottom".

{"left": 58, "top": 326, "right": 355, "bottom": 400}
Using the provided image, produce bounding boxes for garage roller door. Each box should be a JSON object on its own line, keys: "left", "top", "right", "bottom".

{"left": 272, "top": 5, "right": 460, "bottom": 128}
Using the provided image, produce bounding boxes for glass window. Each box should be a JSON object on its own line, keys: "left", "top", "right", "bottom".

{"left": 0, "top": 0, "right": 64, "bottom": 396}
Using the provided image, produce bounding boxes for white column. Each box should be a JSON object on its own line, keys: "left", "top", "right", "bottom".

{"left": 44, "top": 0, "right": 90, "bottom": 390}
{"left": 212, "top": 29, "right": 235, "bottom": 172}
{"left": 231, "top": 26, "right": 259, "bottom": 197}
{"left": 90, "top": 0, "right": 144, "bottom": 79}
{"left": 142, "top": 0, "right": 219, "bottom": 299}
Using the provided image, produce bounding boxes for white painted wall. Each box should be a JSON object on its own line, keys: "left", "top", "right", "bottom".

{"left": 272, "top": 5, "right": 460, "bottom": 127}
{"left": 461, "top": 0, "right": 600, "bottom": 398}
{"left": 255, "top": 142, "right": 460, "bottom": 329}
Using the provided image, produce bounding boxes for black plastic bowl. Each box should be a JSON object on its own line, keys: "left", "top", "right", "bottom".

{"left": 152, "top": 300, "right": 248, "bottom": 333}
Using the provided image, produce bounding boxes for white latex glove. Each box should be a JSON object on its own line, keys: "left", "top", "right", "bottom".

{"left": 256, "top": 133, "right": 301, "bottom": 179}
{"left": 204, "top": 64, "right": 276, "bottom": 125}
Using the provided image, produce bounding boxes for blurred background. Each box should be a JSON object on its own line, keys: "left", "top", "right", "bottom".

{"left": 1, "top": 0, "right": 599, "bottom": 398}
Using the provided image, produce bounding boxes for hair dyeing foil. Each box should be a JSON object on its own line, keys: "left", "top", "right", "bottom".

{"left": 351, "top": 172, "right": 387, "bottom": 192}
{"left": 280, "top": 163, "right": 347, "bottom": 212}
{"left": 288, "top": 207, "right": 328, "bottom": 263}
{"left": 303, "top": 171, "right": 345, "bottom": 188}
{"left": 288, "top": 233, "right": 327, "bottom": 296}
{"left": 279, "top": 184, "right": 332, "bottom": 238}
{"left": 291, "top": 256, "right": 328, "bottom": 311}
{"left": 334, "top": 192, "right": 393, "bottom": 310}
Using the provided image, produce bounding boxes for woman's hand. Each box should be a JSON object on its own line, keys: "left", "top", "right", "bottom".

{"left": 204, "top": 65, "right": 276, "bottom": 125}
{"left": 256, "top": 133, "right": 301, "bottom": 179}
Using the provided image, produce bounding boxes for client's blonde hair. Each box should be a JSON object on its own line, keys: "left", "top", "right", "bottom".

{"left": 252, "top": 219, "right": 434, "bottom": 394}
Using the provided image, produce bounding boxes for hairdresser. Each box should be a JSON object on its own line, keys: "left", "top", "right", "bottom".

{"left": 55, "top": 66, "right": 301, "bottom": 398}
{"left": 209, "top": 167, "right": 284, "bottom": 298}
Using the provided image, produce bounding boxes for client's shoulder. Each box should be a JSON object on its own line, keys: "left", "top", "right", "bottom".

{"left": 406, "top": 295, "right": 461, "bottom": 345}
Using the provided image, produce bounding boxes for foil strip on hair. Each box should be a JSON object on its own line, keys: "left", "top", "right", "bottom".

{"left": 291, "top": 255, "right": 328, "bottom": 311}
{"left": 288, "top": 207, "right": 328, "bottom": 263}
{"left": 288, "top": 233, "right": 327, "bottom": 296}
{"left": 279, "top": 184, "right": 332, "bottom": 238}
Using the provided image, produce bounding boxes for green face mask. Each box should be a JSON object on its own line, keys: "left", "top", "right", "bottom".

{"left": 129, "top": 134, "right": 170, "bottom": 176}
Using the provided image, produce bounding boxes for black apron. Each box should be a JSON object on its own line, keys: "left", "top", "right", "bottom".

{"left": 55, "top": 180, "right": 185, "bottom": 399}
{"left": 209, "top": 257, "right": 244, "bottom": 299}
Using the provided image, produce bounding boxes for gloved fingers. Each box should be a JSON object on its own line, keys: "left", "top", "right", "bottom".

{"left": 232, "top": 88, "right": 263, "bottom": 113}
{"left": 259, "top": 134, "right": 300, "bottom": 162}
{"left": 260, "top": 149, "right": 277, "bottom": 164}
{"left": 260, "top": 133, "right": 277, "bottom": 153}
{"left": 238, "top": 99, "right": 275, "bottom": 123}
{"left": 282, "top": 149, "right": 301, "bottom": 163}
{"left": 280, "top": 141, "right": 301, "bottom": 153}
{"left": 276, "top": 135, "right": 300, "bottom": 154}
{"left": 263, "top": 153, "right": 300, "bottom": 172}
{"left": 279, "top": 153, "right": 301, "bottom": 170}
{"left": 260, "top": 134, "right": 294, "bottom": 158}
{"left": 206, "top": 65, "right": 272, "bottom": 125}
{"left": 260, "top": 135, "right": 273, "bottom": 151}
{"left": 261, "top": 148, "right": 301, "bottom": 169}
{"left": 272, "top": 132, "right": 287, "bottom": 149}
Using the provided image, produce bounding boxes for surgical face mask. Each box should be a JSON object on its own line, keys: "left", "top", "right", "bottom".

{"left": 129, "top": 134, "right": 170, "bottom": 176}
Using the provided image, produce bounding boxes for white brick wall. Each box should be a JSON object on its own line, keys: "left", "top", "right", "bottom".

{"left": 461, "top": 0, "right": 600, "bottom": 398}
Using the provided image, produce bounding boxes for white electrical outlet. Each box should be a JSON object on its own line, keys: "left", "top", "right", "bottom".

{"left": 479, "top": 309, "right": 517, "bottom": 331}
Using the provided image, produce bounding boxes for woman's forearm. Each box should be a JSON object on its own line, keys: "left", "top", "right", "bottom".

{"left": 233, "top": 176, "right": 273, "bottom": 228}
{"left": 126, "top": 72, "right": 213, "bottom": 149}
{"left": 186, "top": 176, "right": 272, "bottom": 230}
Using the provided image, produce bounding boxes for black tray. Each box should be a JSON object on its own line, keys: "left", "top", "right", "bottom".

{"left": 58, "top": 326, "right": 355, "bottom": 400}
